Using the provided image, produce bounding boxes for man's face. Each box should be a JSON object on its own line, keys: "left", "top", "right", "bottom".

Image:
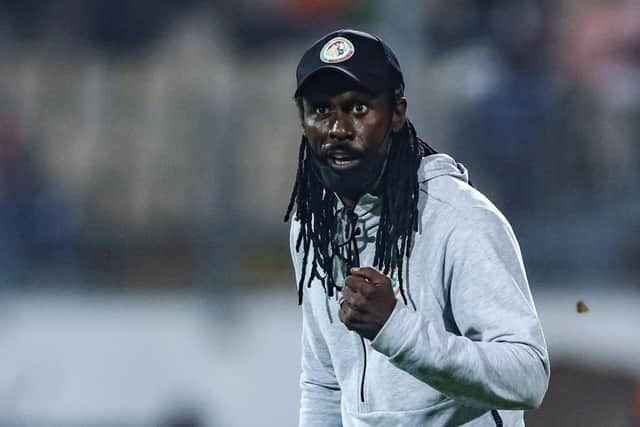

{"left": 299, "top": 73, "right": 404, "bottom": 204}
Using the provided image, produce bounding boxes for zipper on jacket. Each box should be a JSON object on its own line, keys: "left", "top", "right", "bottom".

{"left": 359, "top": 336, "right": 367, "bottom": 402}
{"left": 343, "top": 209, "right": 367, "bottom": 403}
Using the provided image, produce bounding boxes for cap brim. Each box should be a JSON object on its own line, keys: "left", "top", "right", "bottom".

{"left": 294, "top": 66, "right": 370, "bottom": 97}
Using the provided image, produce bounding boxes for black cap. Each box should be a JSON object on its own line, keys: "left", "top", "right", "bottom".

{"left": 294, "top": 29, "right": 404, "bottom": 97}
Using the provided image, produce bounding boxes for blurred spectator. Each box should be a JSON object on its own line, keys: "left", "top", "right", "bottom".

{"left": 437, "top": 0, "right": 558, "bottom": 222}
{"left": 0, "top": 109, "right": 80, "bottom": 285}
{"left": 216, "top": 0, "right": 372, "bottom": 50}
{"left": 423, "top": 0, "right": 488, "bottom": 57}
{"left": 554, "top": 0, "right": 640, "bottom": 203}
{"left": 0, "top": 0, "right": 202, "bottom": 54}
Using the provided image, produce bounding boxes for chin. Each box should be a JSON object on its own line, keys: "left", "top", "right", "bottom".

{"left": 311, "top": 152, "right": 385, "bottom": 201}
{"left": 323, "top": 170, "right": 377, "bottom": 201}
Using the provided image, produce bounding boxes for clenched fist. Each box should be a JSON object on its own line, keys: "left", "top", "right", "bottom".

{"left": 339, "top": 267, "right": 397, "bottom": 340}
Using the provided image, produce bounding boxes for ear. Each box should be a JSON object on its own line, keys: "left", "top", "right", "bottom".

{"left": 391, "top": 96, "right": 407, "bottom": 133}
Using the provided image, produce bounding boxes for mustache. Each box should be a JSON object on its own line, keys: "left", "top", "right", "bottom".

{"left": 319, "top": 141, "right": 362, "bottom": 159}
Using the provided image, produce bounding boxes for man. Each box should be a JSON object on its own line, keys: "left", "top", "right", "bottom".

{"left": 285, "top": 29, "right": 549, "bottom": 426}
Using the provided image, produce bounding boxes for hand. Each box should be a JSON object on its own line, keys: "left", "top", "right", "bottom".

{"left": 339, "top": 267, "right": 397, "bottom": 340}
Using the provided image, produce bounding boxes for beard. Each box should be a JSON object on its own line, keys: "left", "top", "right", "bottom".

{"left": 307, "top": 142, "right": 389, "bottom": 202}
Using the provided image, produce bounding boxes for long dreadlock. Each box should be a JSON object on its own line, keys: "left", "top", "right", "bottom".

{"left": 284, "top": 105, "right": 436, "bottom": 305}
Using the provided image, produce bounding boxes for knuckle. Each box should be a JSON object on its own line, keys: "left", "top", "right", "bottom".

{"left": 360, "top": 287, "right": 373, "bottom": 298}
{"left": 344, "top": 308, "right": 357, "bottom": 324}
{"left": 354, "top": 294, "right": 367, "bottom": 307}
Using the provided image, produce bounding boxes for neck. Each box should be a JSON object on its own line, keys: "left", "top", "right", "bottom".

{"left": 340, "top": 195, "right": 357, "bottom": 211}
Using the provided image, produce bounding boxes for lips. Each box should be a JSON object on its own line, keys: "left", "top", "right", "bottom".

{"left": 326, "top": 152, "right": 360, "bottom": 170}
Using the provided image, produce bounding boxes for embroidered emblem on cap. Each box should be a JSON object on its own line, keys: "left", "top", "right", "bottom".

{"left": 320, "top": 37, "right": 355, "bottom": 63}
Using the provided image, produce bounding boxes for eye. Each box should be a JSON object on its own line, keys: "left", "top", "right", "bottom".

{"left": 352, "top": 103, "right": 368, "bottom": 114}
{"left": 315, "top": 106, "right": 330, "bottom": 115}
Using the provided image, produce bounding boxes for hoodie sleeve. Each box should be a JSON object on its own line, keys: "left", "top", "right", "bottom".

{"left": 291, "top": 223, "right": 342, "bottom": 427}
{"left": 370, "top": 206, "right": 550, "bottom": 410}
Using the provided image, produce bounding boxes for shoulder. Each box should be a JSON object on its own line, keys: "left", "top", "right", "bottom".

{"left": 414, "top": 157, "right": 527, "bottom": 287}
{"left": 416, "top": 154, "right": 514, "bottom": 238}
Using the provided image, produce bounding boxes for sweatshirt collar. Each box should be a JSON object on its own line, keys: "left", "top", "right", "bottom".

{"left": 335, "top": 192, "right": 382, "bottom": 218}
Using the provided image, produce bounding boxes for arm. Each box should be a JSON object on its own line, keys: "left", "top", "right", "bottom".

{"left": 290, "top": 223, "right": 342, "bottom": 426}
{"left": 370, "top": 207, "right": 550, "bottom": 410}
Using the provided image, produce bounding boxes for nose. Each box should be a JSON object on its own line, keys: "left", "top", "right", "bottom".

{"left": 329, "top": 113, "right": 353, "bottom": 141}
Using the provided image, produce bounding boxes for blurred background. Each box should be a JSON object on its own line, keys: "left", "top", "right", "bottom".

{"left": 0, "top": 0, "right": 639, "bottom": 426}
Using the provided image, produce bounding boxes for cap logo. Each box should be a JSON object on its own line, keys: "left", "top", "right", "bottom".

{"left": 320, "top": 37, "right": 355, "bottom": 63}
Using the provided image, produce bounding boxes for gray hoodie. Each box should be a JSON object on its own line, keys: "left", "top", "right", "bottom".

{"left": 290, "top": 154, "right": 550, "bottom": 426}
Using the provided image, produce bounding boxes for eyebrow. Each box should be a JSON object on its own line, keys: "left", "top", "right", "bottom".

{"left": 304, "top": 90, "right": 376, "bottom": 105}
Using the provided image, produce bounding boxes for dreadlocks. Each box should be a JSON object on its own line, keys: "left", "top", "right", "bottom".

{"left": 284, "top": 107, "right": 436, "bottom": 305}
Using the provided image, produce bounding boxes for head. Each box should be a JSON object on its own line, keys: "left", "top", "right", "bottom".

{"left": 285, "top": 29, "right": 437, "bottom": 304}
{"left": 297, "top": 71, "right": 407, "bottom": 204}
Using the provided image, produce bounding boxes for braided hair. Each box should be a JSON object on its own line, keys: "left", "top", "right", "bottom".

{"left": 284, "top": 95, "right": 436, "bottom": 305}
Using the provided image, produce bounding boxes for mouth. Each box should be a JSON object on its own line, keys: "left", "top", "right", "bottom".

{"left": 326, "top": 153, "right": 361, "bottom": 170}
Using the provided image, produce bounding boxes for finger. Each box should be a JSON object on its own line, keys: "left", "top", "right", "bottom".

{"left": 341, "top": 285, "right": 354, "bottom": 304}
{"left": 346, "top": 274, "right": 383, "bottom": 299}
{"left": 350, "top": 267, "right": 390, "bottom": 287}
{"left": 339, "top": 300, "right": 351, "bottom": 324}
{"left": 341, "top": 286, "right": 363, "bottom": 309}
{"left": 344, "top": 274, "right": 369, "bottom": 293}
{"left": 346, "top": 275, "right": 376, "bottom": 299}
{"left": 339, "top": 303, "right": 363, "bottom": 330}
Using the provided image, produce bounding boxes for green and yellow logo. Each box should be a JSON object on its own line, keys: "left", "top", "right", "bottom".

{"left": 387, "top": 268, "right": 401, "bottom": 299}
{"left": 320, "top": 37, "right": 355, "bottom": 63}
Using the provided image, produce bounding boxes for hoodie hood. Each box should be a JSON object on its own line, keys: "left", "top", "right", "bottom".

{"left": 417, "top": 153, "right": 469, "bottom": 185}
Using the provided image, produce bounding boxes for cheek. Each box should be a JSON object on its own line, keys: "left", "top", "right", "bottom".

{"left": 302, "top": 114, "right": 315, "bottom": 129}
{"left": 358, "top": 120, "right": 390, "bottom": 152}
{"left": 302, "top": 123, "right": 324, "bottom": 151}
